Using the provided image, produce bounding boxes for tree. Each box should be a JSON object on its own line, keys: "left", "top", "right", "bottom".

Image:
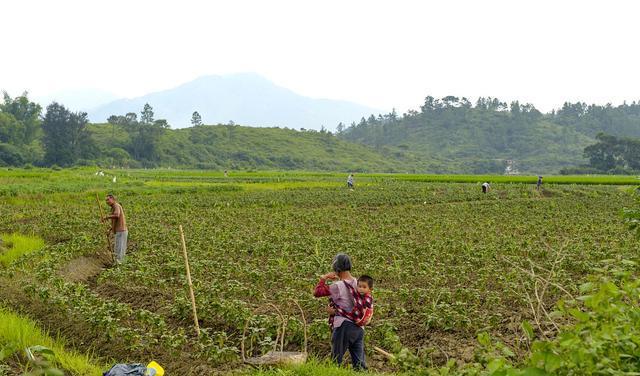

{"left": 583, "top": 133, "right": 640, "bottom": 173}
{"left": 0, "top": 112, "right": 23, "bottom": 145}
{"left": 125, "top": 112, "right": 138, "bottom": 125}
{"left": 153, "top": 119, "right": 169, "bottom": 129}
{"left": 421, "top": 96, "right": 436, "bottom": 113}
{"left": 510, "top": 101, "right": 521, "bottom": 115}
{"left": 191, "top": 111, "right": 203, "bottom": 127}
{"left": 41, "top": 102, "right": 92, "bottom": 166}
{"left": 114, "top": 104, "right": 169, "bottom": 162}
{"left": 107, "top": 115, "right": 121, "bottom": 125}
{"left": 0, "top": 143, "right": 25, "bottom": 166}
{"left": 107, "top": 147, "right": 131, "bottom": 167}
{"left": 140, "top": 103, "right": 154, "bottom": 124}
{"left": 0, "top": 92, "right": 42, "bottom": 145}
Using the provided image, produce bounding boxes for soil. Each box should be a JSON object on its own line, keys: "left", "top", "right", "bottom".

{"left": 93, "top": 282, "right": 175, "bottom": 316}
{"left": 59, "top": 255, "right": 110, "bottom": 283}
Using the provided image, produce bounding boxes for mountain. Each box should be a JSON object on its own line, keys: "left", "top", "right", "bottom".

{"left": 35, "top": 89, "right": 118, "bottom": 112}
{"left": 88, "top": 73, "right": 380, "bottom": 130}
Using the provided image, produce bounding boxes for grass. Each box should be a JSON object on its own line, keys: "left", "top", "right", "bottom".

{"left": 0, "top": 233, "right": 45, "bottom": 266}
{"left": 0, "top": 168, "right": 637, "bottom": 198}
{"left": 239, "top": 359, "right": 401, "bottom": 376}
{"left": 0, "top": 306, "right": 104, "bottom": 375}
{"left": 376, "top": 173, "right": 640, "bottom": 185}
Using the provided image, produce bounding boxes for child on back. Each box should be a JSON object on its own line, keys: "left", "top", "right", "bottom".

{"left": 333, "top": 275, "right": 374, "bottom": 327}
{"left": 313, "top": 254, "right": 370, "bottom": 370}
{"left": 314, "top": 274, "right": 374, "bottom": 329}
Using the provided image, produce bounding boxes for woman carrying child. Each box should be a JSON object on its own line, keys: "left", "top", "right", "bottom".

{"left": 313, "top": 253, "right": 370, "bottom": 370}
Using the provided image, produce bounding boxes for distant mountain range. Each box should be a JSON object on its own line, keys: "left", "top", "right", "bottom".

{"left": 86, "top": 73, "right": 380, "bottom": 130}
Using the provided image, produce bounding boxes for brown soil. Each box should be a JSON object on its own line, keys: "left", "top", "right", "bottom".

{"left": 59, "top": 255, "right": 110, "bottom": 283}
{"left": 0, "top": 356, "right": 23, "bottom": 376}
{"left": 541, "top": 189, "right": 555, "bottom": 197}
{"left": 93, "top": 282, "right": 175, "bottom": 315}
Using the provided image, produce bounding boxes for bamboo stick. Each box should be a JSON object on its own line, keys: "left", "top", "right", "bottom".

{"left": 179, "top": 225, "right": 200, "bottom": 337}
{"left": 373, "top": 346, "right": 396, "bottom": 360}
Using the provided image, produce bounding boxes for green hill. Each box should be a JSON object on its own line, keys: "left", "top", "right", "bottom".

{"left": 88, "top": 123, "right": 416, "bottom": 172}
{"left": 337, "top": 97, "right": 640, "bottom": 173}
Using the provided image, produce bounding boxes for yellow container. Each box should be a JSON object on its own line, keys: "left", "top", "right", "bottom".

{"left": 146, "top": 361, "right": 164, "bottom": 376}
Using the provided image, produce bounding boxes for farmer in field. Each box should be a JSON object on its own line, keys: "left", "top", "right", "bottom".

{"left": 482, "top": 182, "right": 490, "bottom": 194}
{"left": 347, "top": 174, "right": 354, "bottom": 189}
{"left": 537, "top": 175, "right": 543, "bottom": 190}
{"left": 313, "top": 253, "right": 367, "bottom": 370}
{"left": 105, "top": 194, "right": 128, "bottom": 263}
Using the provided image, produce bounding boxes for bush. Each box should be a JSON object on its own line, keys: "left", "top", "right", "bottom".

{"left": 76, "top": 159, "right": 97, "bottom": 167}
{"left": 622, "top": 188, "right": 640, "bottom": 238}
{"left": 559, "top": 166, "right": 602, "bottom": 175}
{"left": 526, "top": 261, "right": 640, "bottom": 374}
{"left": 466, "top": 261, "right": 640, "bottom": 375}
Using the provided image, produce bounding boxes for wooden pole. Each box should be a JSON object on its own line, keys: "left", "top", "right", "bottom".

{"left": 373, "top": 346, "right": 396, "bottom": 361}
{"left": 179, "top": 225, "right": 200, "bottom": 337}
{"left": 95, "top": 193, "right": 114, "bottom": 264}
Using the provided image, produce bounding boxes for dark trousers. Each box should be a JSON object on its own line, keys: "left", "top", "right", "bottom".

{"left": 331, "top": 320, "right": 366, "bottom": 370}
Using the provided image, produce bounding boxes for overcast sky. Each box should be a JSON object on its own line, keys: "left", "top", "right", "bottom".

{"left": 2, "top": 0, "right": 639, "bottom": 113}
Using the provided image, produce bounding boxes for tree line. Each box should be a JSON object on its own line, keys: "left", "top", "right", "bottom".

{"left": 0, "top": 93, "right": 171, "bottom": 167}
{"left": 2, "top": 92, "right": 640, "bottom": 173}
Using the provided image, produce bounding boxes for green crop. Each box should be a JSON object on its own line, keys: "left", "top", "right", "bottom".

{"left": 0, "top": 168, "right": 638, "bottom": 374}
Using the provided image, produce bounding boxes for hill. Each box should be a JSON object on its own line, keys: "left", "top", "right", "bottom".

{"left": 338, "top": 97, "right": 640, "bottom": 173}
{"left": 88, "top": 73, "right": 379, "bottom": 130}
{"left": 88, "top": 123, "right": 418, "bottom": 172}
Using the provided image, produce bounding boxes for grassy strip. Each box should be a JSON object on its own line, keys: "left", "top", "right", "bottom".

{"left": 239, "top": 359, "right": 402, "bottom": 376}
{"left": 372, "top": 173, "right": 640, "bottom": 185}
{"left": 0, "top": 306, "right": 104, "bottom": 375}
{"left": 0, "top": 233, "right": 45, "bottom": 266}
{"left": 0, "top": 168, "right": 638, "bottom": 198}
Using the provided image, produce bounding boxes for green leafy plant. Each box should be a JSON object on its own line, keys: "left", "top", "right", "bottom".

{"left": 622, "top": 186, "right": 640, "bottom": 237}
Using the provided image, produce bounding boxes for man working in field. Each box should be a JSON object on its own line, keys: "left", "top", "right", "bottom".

{"left": 105, "top": 194, "right": 128, "bottom": 263}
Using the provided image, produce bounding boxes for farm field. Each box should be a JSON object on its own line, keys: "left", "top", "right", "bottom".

{"left": 0, "top": 168, "right": 638, "bottom": 375}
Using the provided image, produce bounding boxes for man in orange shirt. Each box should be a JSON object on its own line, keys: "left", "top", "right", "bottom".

{"left": 105, "top": 194, "right": 128, "bottom": 263}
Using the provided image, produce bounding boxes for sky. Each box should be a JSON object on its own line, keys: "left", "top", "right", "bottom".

{"left": 2, "top": 0, "right": 640, "bottom": 114}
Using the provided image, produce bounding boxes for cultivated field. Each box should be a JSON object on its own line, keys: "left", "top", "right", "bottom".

{"left": 0, "top": 168, "right": 638, "bottom": 375}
